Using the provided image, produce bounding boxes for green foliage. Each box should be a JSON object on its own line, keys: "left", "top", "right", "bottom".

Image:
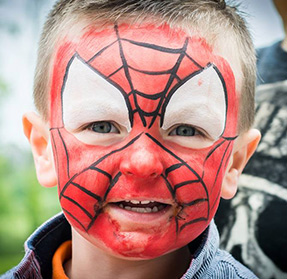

{"left": 0, "top": 150, "right": 61, "bottom": 273}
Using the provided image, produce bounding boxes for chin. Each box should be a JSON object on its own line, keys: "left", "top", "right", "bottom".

{"left": 71, "top": 210, "right": 207, "bottom": 260}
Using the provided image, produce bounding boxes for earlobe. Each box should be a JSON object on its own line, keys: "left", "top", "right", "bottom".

{"left": 22, "top": 112, "right": 58, "bottom": 188}
{"left": 221, "top": 128, "right": 261, "bottom": 199}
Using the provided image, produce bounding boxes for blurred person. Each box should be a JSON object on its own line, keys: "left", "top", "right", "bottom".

{"left": 257, "top": 0, "right": 287, "bottom": 85}
{"left": 215, "top": 1, "right": 287, "bottom": 279}
{"left": 0, "top": 0, "right": 261, "bottom": 278}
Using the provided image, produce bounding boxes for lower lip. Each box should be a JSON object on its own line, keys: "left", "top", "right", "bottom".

{"left": 105, "top": 204, "right": 173, "bottom": 225}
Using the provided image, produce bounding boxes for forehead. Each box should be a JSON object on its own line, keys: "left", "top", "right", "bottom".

{"left": 50, "top": 23, "right": 238, "bottom": 128}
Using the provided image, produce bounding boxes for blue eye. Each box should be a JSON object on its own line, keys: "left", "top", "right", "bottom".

{"left": 169, "top": 125, "right": 197, "bottom": 137}
{"left": 90, "top": 122, "right": 119, "bottom": 134}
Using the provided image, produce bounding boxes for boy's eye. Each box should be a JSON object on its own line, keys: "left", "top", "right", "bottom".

{"left": 90, "top": 121, "right": 119, "bottom": 134}
{"left": 169, "top": 125, "right": 198, "bottom": 137}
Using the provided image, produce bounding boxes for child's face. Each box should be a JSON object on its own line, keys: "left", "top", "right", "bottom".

{"left": 49, "top": 23, "right": 239, "bottom": 258}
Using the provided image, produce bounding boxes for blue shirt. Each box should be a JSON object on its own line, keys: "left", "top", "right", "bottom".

{"left": 0, "top": 213, "right": 258, "bottom": 279}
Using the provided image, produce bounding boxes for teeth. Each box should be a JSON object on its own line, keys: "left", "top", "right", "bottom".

{"left": 140, "top": 200, "right": 150, "bottom": 204}
{"left": 119, "top": 204, "right": 162, "bottom": 213}
{"left": 152, "top": 206, "right": 159, "bottom": 212}
{"left": 130, "top": 200, "right": 140, "bottom": 204}
{"left": 128, "top": 200, "right": 155, "bottom": 205}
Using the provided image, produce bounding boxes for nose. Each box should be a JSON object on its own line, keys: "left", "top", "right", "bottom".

{"left": 120, "top": 136, "right": 164, "bottom": 179}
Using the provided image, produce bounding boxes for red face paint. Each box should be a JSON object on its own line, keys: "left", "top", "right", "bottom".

{"left": 49, "top": 24, "right": 238, "bottom": 258}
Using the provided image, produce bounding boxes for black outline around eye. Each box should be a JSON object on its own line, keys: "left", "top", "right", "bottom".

{"left": 60, "top": 54, "right": 133, "bottom": 129}
{"left": 160, "top": 63, "right": 228, "bottom": 138}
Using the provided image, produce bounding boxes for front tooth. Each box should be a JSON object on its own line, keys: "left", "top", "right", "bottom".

{"left": 146, "top": 207, "right": 152, "bottom": 213}
{"left": 125, "top": 206, "right": 131, "bottom": 211}
{"left": 141, "top": 200, "right": 150, "bottom": 204}
{"left": 119, "top": 204, "right": 124, "bottom": 208}
{"left": 152, "top": 206, "right": 159, "bottom": 212}
{"left": 130, "top": 200, "right": 140, "bottom": 204}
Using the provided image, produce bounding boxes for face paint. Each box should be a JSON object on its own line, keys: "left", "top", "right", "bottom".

{"left": 49, "top": 24, "right": 238, "bottom": 258}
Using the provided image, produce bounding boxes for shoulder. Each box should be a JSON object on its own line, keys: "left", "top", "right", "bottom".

{"left": 207, "top": 249, "right": 259, "bottom": 279}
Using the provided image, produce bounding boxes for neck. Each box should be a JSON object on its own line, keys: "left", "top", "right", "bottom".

{"left": 65, "top": 228, "right": 192, "bottom": 279}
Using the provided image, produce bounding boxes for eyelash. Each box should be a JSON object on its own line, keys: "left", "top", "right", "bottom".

{"left": 168, "top": 124, "right": 209, "bottom": 139}
{"left": 79, "top": 121, "right": 120, "bottom": 134}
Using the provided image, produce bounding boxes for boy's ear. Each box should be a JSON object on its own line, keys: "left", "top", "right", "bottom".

{"left": 221, "top": 128, "right": 261, "bottom": 200}
{"left": 22, "top": 112, "right": 57, "bottom": 188}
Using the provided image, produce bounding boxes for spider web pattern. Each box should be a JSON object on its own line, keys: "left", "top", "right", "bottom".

{"left": 52, "top": 128, "right": 235, "bottom": 234}
{"left": 51, "top": 24, "right": 237, "bottom": 236}
{"left": 85, "top": 24, "right": 204, "bottom": 128}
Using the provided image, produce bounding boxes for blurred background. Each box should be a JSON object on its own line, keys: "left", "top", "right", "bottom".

{"left": 0, "top": 0, "right": 284, "bottom": 273}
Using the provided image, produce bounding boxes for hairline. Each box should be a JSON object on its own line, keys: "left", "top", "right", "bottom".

{"left": 35, "top": 6, "right": 254, "bottom": 133}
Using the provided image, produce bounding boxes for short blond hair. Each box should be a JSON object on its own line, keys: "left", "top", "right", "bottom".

{"left": 34, "top": 0, "right": 256, "bottom": 132}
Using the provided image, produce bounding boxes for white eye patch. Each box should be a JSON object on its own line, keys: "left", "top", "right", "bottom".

{"left": 162, "top": 65, "right": 227, "bottom": 140}
{"left": 62, "top": 55, "right": 131, "bottom": 132}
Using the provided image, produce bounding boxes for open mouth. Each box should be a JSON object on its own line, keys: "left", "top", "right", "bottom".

{"left": 111, "top": 200, "right": 171, "bottom": 213}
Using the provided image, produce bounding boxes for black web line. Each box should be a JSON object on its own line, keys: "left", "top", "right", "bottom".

{"left": 224, "top": 149, "right": 233, "bottom": 169}
{"left": 57, "top": 25, "right": 234, "bottom": 234}
{"left": 90, "top": 166, "right": 112, "bottom": 180}
{"left": 160, "top": 67, "right": 205, "bottom": 127}
{"left": 90, "top": 133, "right": 142, "bottom": 168}
{"left": 58, "top": 129, "right": 70, "bottom": 179}
{"left": 174, "top": 180, "right": 201, "bottom": 191}
{"left": 210, "top": 141, "right": 232, "bottom": 212}
{"left": 165, "top": 163, "right": 183, "bottom": 177}
{"left": 181, "top": 198, "right": 208, "bottom": 207}
{"left": 87, "top": 171, "right": 122, "bottom": 232}
{"left": 61, "top": 52, "right": 134, "bottom": 127}
{"left": 145, "top": 133, "right": 210, "bottom": 223}
{"left": 71, "top": 182, "right": 102, "bottom": 202}
{"left": 62, "top": 194, "right": 93, "bottom": 219}
{"left": 59, "top": 133, "right": 142, "bottom": 200}
{"left": 114, "top": 25, "right": 146, "bottom": 126}
{"left": 211, "top": 141, "right": 232, "bottom": 194}
{"left": 51, "top": 132, "right": 61, "bottom": 190}
{"left": 175, "top": 218, "right": 179, "bottom": 236}
{"left": 180, "top": 217, "right": 207, "bottom": 232}
{"left": 63, "top": 208, "right": 88, "bottom": 232}
{"left": 58, "top": 134, "right": 142, "bottom": 232}
{"left": 160, "top": 174, "right": 176, "bottom": 199}
{"left": 146, "top": 133, "right": 208, "bottom": 195}
{"left": 128, "top": 64, "right": 176, "bottom": 76}
{"left": 87, "top": 39, "right": 119, "bottom": 63}
{"left": 212, "top": 64, "right": 228, "bottom": 137}
{"left": 107, "top": 66, "right": 124, "bottom": 78}
{"left": 103, "top": 172, "right": 122, "bottom": 202}
{"left": 121, "top": 38, "right": 186, "bottom": 54}
{"left": 202, "top": 139, "right": 226, "bottom": 180}
{"left": 149, "top": 38, "right": 189, "bottom": 128}
{"left": 134, "top": 90, "right": 164, "bottom": 100}
{"left": 184, "top": 52, "right": 204, "bottom": 70}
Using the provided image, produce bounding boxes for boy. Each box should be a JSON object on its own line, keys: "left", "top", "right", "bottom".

{"left": 1, "top": 0, "right": 261, "bottom": 278}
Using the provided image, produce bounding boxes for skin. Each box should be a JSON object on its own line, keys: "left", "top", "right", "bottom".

{"left": 23, "top": 22, "right": 261, "bottom": 279}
